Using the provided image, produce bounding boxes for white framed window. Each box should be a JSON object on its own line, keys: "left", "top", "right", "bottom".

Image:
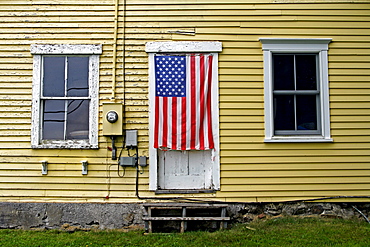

{"left": 146, "top": 41, "right": 222, "bottom": 191}
{"left": 30, "top": 44, "right": 102, "bottom": 149}
{"left": 260, "top": 38, "right": 333, "bottom": 142}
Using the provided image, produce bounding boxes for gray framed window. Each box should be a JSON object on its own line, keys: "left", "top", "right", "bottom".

{"left": 260, "top": 38, "right": 333, "bottom": 142}
{"left": 31, "top": 44, "right": 101, "bottom": 149}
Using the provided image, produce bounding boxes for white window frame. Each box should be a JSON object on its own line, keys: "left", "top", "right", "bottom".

{"left": 260, "top": 38, "right": 333, "bottom": 142}
{"left": 30, "top": 44, "right": 102, "bottom": 149}
{"left": 145, "top": 41, "right": 222, "bottom": 191}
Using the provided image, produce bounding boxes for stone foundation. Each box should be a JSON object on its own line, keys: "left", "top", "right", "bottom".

{"left": 0, "top": 202, "right": 368, "bottom": 230}
{"left": 227, "top": 202, "right": 370, "bottom": 223}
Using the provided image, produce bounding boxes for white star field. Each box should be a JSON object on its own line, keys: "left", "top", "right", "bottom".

{"left": 155, "top": 56, "right": 186, "bottom": 97}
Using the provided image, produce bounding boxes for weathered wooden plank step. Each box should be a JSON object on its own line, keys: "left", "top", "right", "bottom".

{"left": 148, "top": 207, "right": 183, "bottom": 210}
{"left": 143, "top": 203, "right": 228, "bottom": 208}
{"left": 143, "top": 217, "right": 230, "bottom": 221}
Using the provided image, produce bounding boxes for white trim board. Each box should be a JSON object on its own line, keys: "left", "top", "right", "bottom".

{"left": 146, "top": 41, "right": 222, "bottom": 191}
{"left": 260, "top": 38, "right": 333, "bottom": 143}
{"left": 31, "top": 44, "right": 101, "bottom": 149}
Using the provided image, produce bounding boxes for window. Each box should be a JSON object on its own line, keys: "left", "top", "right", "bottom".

{"left": 260, "top": 38, "right": 333, "bottom": 142}
{"left": 31, "top": 44, "right": 102, "bottom": 148}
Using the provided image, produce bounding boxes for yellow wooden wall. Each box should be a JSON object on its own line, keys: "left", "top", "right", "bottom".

{"left": 0, "top": 0, "right": 369, "bottom": 203}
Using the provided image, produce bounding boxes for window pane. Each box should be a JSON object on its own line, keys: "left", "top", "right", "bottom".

{"left": 67, "top": 57, "right": 89, "bottom": 97}
{"left": 43, "top": 57, "right": 65, "bottom": 97}
{"left": 296, "top": 55, "right": 317, "bottom": 90}
{"left": 296, "top": 95, "right": 318, "bottom": 131}
{"left": 66, "top": 100, "right": 89, "bottom": 139}
{"left": 43, "top": 100, "right": 65, "bottom": 139}
{"left": 274, "top": 95, "right": 295, "bottom": 131}
{"left": 273, "top": 55, "right": 294, "bottom": 90}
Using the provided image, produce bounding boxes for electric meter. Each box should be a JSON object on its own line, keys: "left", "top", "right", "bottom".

{"left": 106, "top": 110, "right": 118, "bottom": 123}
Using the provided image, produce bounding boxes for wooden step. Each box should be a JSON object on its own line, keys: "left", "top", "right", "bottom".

{"left": 143, "top": 203, "right": 229, "bottom": 233}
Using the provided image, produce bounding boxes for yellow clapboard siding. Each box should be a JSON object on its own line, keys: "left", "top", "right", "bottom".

{"left": 222, "top": 177, "right": 370, "bottom": 185}
{"left": 0, "top": 170, "right": 138, "bottom": 178}
{"left": 220, "top": 95, "right": 263, "bottom": 102}
{"left": 126, "top": 3, "right": 370, "bottom": 10}
{"left": 331, "top": 89, "right": 370, "bottom": 95}
{"left": 0, "top": 1, "right": 369, "bottom": 204}
{"left": 241, "top": 21, "right": 370, "bottom": 29}
{"left": 126, "top": 0, "right": 366, "bottom": 4}
{"left": 0, "top": 183, "right": 149, "bottom": 191}
{"left": 221, "top": 184, "right": 370, "bottom": 192}
{"left": 197, "top": 27, "right": 370, "bottom": 36}
{"left": 220, "top": 142, "right": 370, "bottom": 150}
{"left": 0, "top": 190, "right": 131, "bottom": 198}
{"left": 216, "top": 190, "right": 370, "bottom": 198}
{"left": 330, "top": 68, "right": 370, "bottom": 75}
{"left": 221, "top": 149, "right": 370, "bottom": 157}
{"left": 220, "top": 156, "right": 370, "bottom": 164}
{"left": 126, "top": 15, "right": 370, "bottom": 23}
{"left": 223, "top": 197, "right": 370, "bottom": 203}
{"left": 0, "top": 176, "right": 148, "bottom": 184}
{"left": 331, "top": 102, "right": 370, "bottom": 109}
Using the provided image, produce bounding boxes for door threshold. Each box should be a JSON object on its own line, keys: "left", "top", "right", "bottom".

{"left": 155, "top": 189, "right": 215, "bottom": 194}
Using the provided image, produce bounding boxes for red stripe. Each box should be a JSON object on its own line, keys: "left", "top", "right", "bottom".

{"left": 162, "top": 97, "right": 168, "bottom": 148}
{"left": 154, "top": 54, "right": 214, "bottom": 150}
{"left": 154, "top": 96, "right": 159, "bottom": 148}
{"left": 206, "top": 55, "right": 214, "bottom": 149}
{"left": 171, "top": 97, "right": 177, "bottom": 150}
{"left": 199, "top": 55, "right": 205, "bottom": 150}
{"left": 181, "top": 97, "right": 187, "bottom": 150}
{"left": 190, "top": 55, "right": 196, "bottom": 150}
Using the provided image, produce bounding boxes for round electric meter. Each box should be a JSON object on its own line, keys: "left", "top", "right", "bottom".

{"left": 106, "top": 110, "right": 119, "bottom": 123}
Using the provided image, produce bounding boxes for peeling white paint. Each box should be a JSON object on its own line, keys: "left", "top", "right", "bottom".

{"left": 31, "top": 44, "right": 102, "bottom": 55}
{"left": 145, "top": 41, "right": 222, "bottom": 53}
{"left": 30, "top": 44, "right": 101, "bottom": 149}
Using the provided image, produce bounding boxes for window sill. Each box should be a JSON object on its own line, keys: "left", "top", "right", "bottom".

{"left": 264, "top": 136, "right": 333, "bottom": 143}
{"left": 155, "top": 189, "right": 215, "bottom": 194}
{"left": 32, "top": 143, "right": 99, "bottom": 149}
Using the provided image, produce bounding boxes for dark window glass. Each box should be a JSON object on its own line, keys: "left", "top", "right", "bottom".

{"left": 43, "top": 57, "right": 65, "bottom": 97}
{"left": 274, "top": 95, "right": 295, "bottom": 131}
{"left": 296, "top": 95, "right": 317, "bottom": 130}
{"left": 66, "top": 100, "right": 89, "bottom": 139}
{"left": 43, "top": 100, "right": 65, "bottom": 139}
{"left": 41, "top": 56, "right": 90, "bottom": 141}
{"left": 273, "top": 55, "right": 294, "bottom": 90}
{"left": 67, "top": 57, "right": 89, "bottom": 97}
{"left": 272, "top": 54, "right": 319, "bottom": 134}
{"left": 296, "top": 55, "right": 317, "bottom": 90}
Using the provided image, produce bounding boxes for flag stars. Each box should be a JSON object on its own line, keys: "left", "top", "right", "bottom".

{"left": 155, "top": 55, "right": 186, "bottom": 97}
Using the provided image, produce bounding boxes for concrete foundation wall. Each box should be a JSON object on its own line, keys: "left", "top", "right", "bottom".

{"left": 0, "top": 202, "right": 369, "bottom": 230}
{"left": 0, "top": 202, "right": 144, "bottom": 230}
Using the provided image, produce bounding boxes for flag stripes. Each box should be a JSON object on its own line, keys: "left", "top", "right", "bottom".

{"left": 153, "top": 54, "right": 214, "bottom": 150}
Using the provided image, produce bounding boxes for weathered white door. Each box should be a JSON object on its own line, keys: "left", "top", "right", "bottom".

{"left": 158, "top": 150, "right": 212, "bottom": 190}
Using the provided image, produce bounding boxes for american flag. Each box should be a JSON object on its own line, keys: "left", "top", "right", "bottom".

{"left": 153, "top": 54, "right": 214, "bottom": 150}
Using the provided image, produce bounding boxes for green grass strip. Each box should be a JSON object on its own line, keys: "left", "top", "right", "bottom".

{"left": 0, "top": 217, "right": 369, "bottom": 247}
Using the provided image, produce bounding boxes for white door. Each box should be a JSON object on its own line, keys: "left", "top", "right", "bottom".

{"left": 158, "top": 150, "right": 213, "bottom": 190}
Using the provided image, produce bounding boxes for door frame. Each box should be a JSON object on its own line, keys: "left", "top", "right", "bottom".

{"left": 146, "top": 41, "right": 222, "bottom": 191}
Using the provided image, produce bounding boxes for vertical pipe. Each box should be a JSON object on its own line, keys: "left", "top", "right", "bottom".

{"left": 121, "top": 0, "right": 127, "bottom": 150}
{"left": 112, "top": 0, "right": 119, "bottom": 101}
{"left": 122, "top": 0, "right": 126, "bottom": 107}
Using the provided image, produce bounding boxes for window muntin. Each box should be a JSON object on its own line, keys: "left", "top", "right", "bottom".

{"left": 272, "top": 54, "right": 320, "bottom": 135}
{"left": 31, "top": 44, "right": 101, "bottom": 149}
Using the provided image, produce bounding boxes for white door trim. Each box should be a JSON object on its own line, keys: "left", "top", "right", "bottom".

{"left": 146, "top": 41, "right": 221, "bottom": 191}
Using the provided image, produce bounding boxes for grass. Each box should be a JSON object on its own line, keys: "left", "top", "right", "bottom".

{"left": 0, "top": 217, "right": 369, "bottom": 247}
